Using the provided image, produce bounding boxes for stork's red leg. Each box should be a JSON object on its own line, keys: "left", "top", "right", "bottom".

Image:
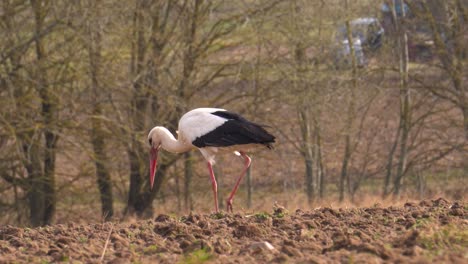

{"left": 207, "top": 161, "right": 219, "bottom": 213}
{"left": 226, "top": 152, "right": 251, "bottom": 212}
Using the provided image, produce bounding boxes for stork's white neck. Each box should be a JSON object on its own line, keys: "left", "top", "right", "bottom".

{"left": 150, "top": 126, "right": 192, "bottom": 154}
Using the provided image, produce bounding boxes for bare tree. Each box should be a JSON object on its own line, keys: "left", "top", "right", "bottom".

{"left": 392, "top": 0, "right": 411, "bottom": 198}
{"left": 125, "top": 0, "right": 179, "bottom": 216}
{"left": 407, "top": 0, "right": 467, "bottom": 174}
{"left": 0, "top": 0, "right": 77, "bottom": 226}
{"left": 339, "top": 0, "right": 358, "bottom": 202}
{"left": 83, "top": 0, "right": 114, "bottom": 220}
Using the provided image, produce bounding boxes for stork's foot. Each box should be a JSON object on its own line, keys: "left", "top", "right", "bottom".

{"left": 226, "top": 199, "right": 233, "bottom": 213}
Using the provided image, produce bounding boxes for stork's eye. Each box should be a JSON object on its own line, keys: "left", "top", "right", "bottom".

{"left": 148, "top": 138, "right": 152, "bottom": 146}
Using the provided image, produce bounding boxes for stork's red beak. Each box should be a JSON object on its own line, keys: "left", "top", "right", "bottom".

{"left": 150, "top": 148, "right": 158, "bottom": 190}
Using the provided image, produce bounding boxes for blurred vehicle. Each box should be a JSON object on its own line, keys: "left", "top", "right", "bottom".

{"left": 334, "top": 38, "right": 367, "bottom": 68}
{"left": 381, "top": 2, "right": 434, "bottom": 62}
{"left": 334, "top": 17, "right": 385, "bottom": 68}
{"left": 337, "top": 18, "right": 385, "bottom": 51}
{"left": 381, "top": 1, "right": 410, "bottom": 18}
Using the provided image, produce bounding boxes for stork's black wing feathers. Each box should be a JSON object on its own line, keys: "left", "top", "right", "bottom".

{"left": 192, "top": 111, "right": 275, "bottom": 149}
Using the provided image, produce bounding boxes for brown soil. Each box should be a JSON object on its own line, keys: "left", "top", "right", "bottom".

{"left": 0, "top": 198, "right": 466, "bottom": 263}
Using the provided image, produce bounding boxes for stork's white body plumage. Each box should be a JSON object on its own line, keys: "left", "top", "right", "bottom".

{"left": 148, "top": 107, "right": 275, "bottom": 212}
{"left": 178, "top": 108, "right": 229, "bottom": 162}
{"left": 178, "top": 108, "right": 228, "bottom": 144}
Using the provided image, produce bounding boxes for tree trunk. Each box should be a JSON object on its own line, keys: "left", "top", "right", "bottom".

{"left": 383, "top": 126, "right": 400, "bottom": 197}
{"left": 32, "top": 0, "right": 58, "bottom": 225}
{"left": 392, "top": 0, "right": 411, "bottom": 198}
{"left": 23, "top": 139, "right": 45, "bottom": 227}
{"left": 393, "top": 108, "right": 410, "bottom": 197}
{"left": 305, "top": 156, "right": 314, "bottom": 203}
{"left": 125, "top": 0, "right": 158, "bottom": 216}
{"left": 339, "top": 0, "right": 357, "bottom": 202}
{"left": 339, "top": 136, "right": 351, "bottom": 202}
{"left": 316, "top": 124, "right": 325, "bottom": 199}
{"left": 299, "top": 109, "right": 315, "bottom": 204}
{"left": 179, "top": 0, "right": 202, "bottom": 211}
{"left": 91, "top": 125, "right": 114, "bottom": 220}
{"left": 461, "top": 94, "right": 468, "bottom": 142}
{"left": 462, "top": 104, "right": 468, "bottom": 179}
{"left": 292, "top": 7, "right": 316, "bottom": 203}
{"left": 416, "top": 168, "right": 426, "bottom": 199}
{"left": 127, "top": 149, "right": 142, "bottom": 215}
{"left": 126, "top": 147, "right": 149, "bottom": 216}
{"left": 42, "top": 122, "right": 57, "bottom": 225}
{"left": 87, "top": 0, "right": 114, "bottom": 220}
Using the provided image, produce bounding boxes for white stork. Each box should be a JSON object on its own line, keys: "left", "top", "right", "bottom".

{"left": 147, "top": 108, "right": 275, "bottom": 213}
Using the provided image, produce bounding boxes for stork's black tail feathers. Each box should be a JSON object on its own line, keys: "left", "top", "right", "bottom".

{"left": 192, "top": 110, "right": 276, "bottom": 149}
{"left": 252, "top": 124, "right": 275, "bottom": 149}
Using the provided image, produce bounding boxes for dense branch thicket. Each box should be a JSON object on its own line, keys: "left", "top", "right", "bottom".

{"left": 0, "top": 0, "right": 466, "bottom": 226}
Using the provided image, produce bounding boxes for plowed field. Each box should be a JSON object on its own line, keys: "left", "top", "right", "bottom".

{"left": 1, "top": 198, "right": 466, "bottom": 263}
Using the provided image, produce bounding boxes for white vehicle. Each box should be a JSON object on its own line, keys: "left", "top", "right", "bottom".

{"left": 334, "top": 17, "right": 385, "bottom": 68}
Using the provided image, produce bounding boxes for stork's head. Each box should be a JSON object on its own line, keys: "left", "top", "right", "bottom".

{"left": 147, "top": 127, "right": 163, "bottom": 190}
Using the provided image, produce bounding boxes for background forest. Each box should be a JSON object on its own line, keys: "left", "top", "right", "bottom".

{"left": 0, "top": 0, "right": 466, "bottom": 227}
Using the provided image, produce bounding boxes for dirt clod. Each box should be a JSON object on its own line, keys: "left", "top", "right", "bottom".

{"left": 233, "top": 224, "right": 263, "bottom": 238}
{"left": 0, "top": 198, "right": 465, "bottom": 263}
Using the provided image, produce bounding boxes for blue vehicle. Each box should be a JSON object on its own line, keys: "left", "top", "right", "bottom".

{"left": 381, "top": 2, "right": 410, "bottom": 17}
